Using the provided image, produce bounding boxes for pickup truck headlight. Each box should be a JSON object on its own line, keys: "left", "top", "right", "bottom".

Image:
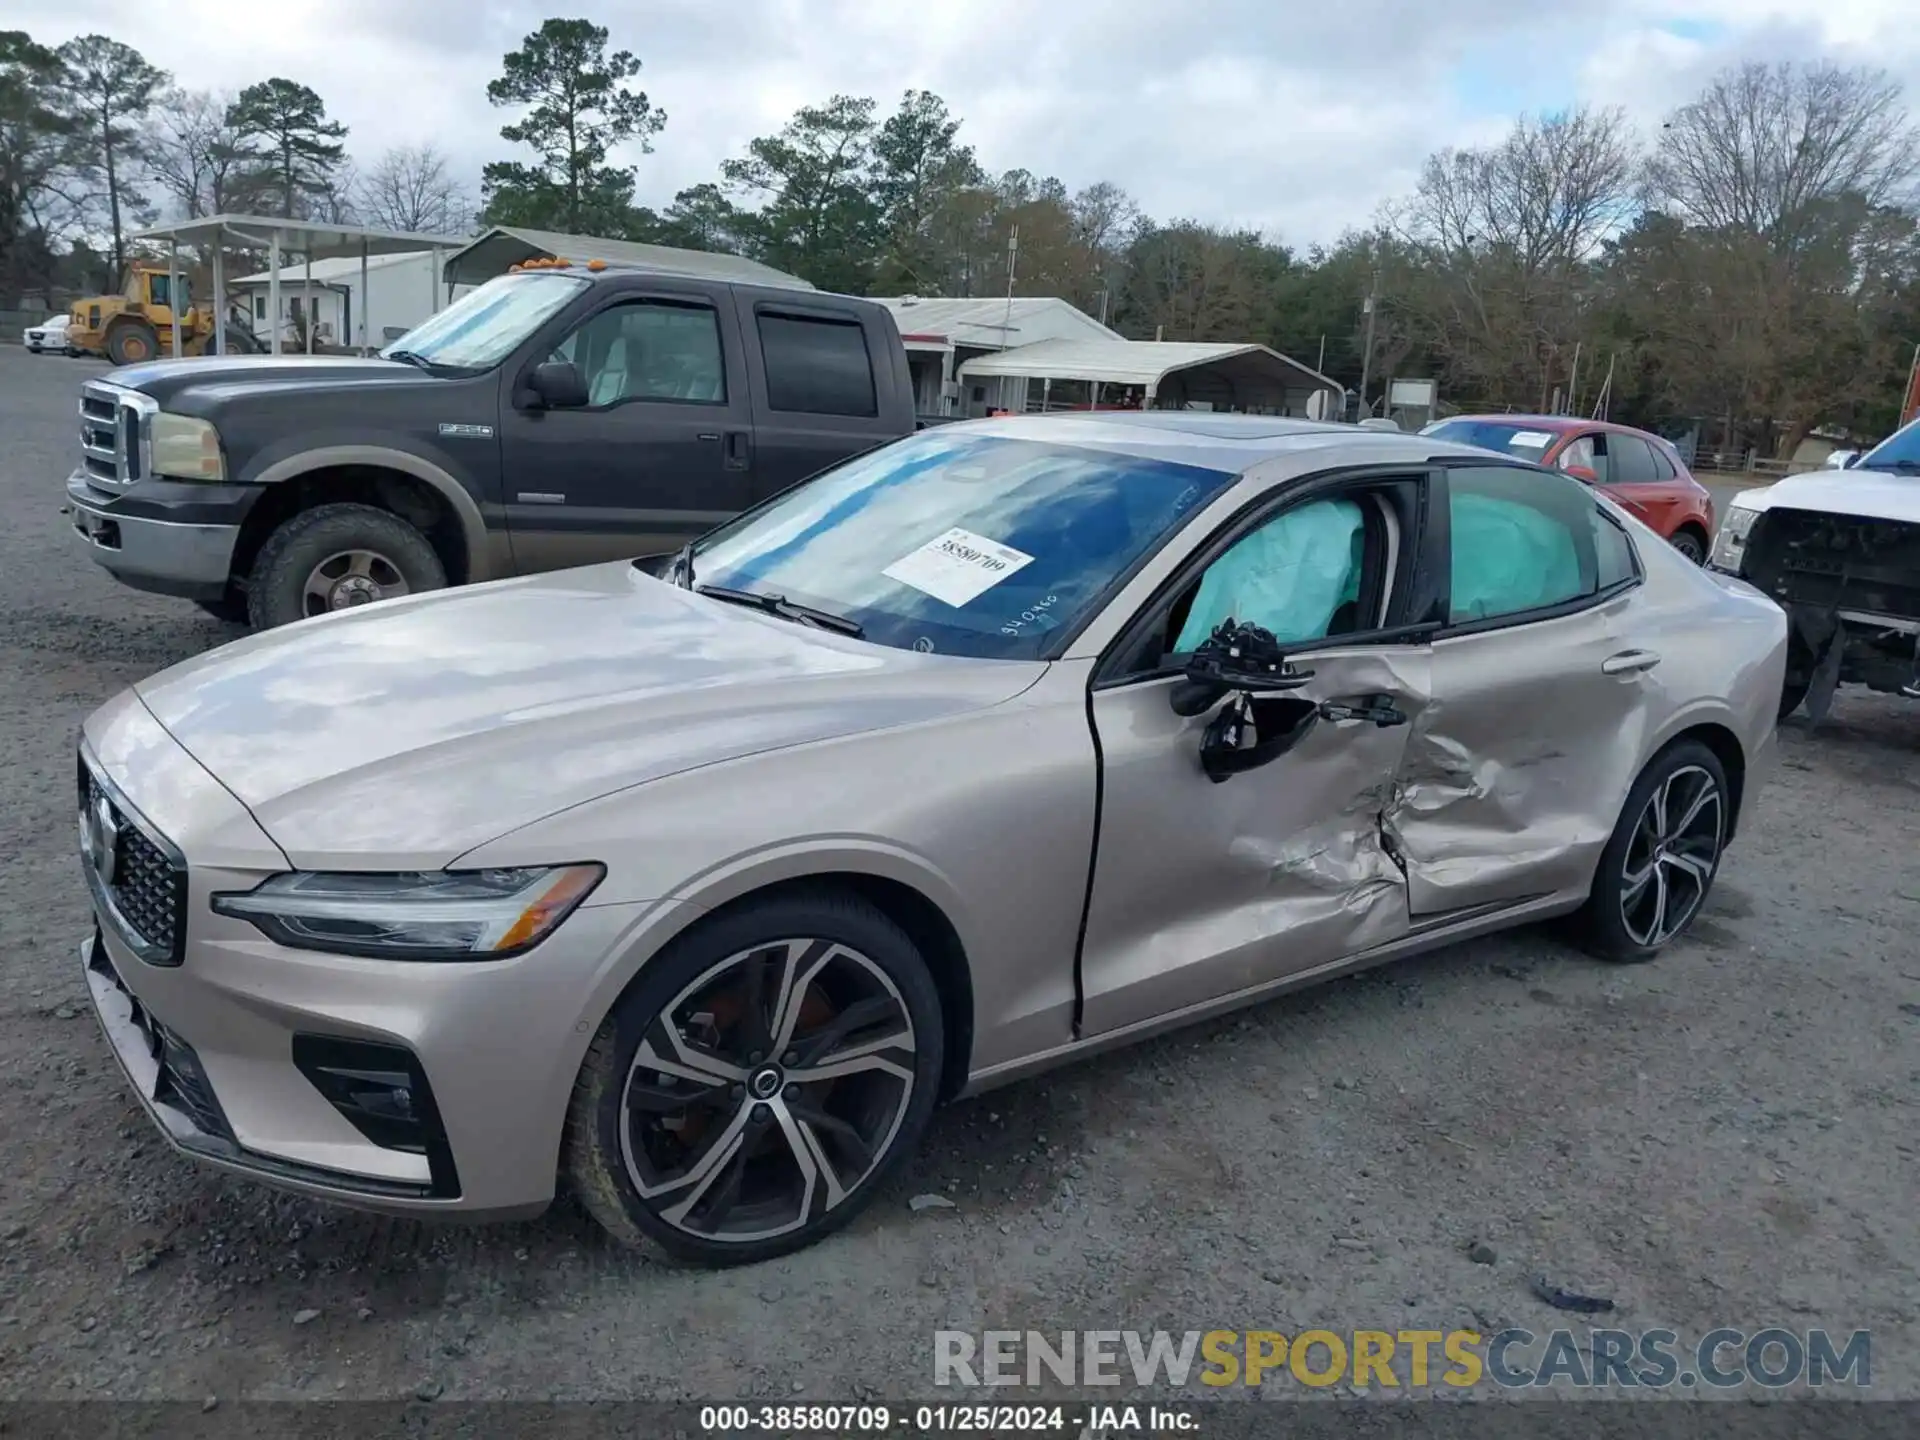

{"left": 1708, "top": 505, "right": 1759, "bottom": 573}
{"left": 151, "top": 412, "right": 226, "bottom": 481}
{"left": 212, "top": 865, "right": 603, "bottom": 960}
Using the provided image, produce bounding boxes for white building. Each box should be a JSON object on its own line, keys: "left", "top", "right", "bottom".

{"left": 872, "top": 295, "right": 1122, "bottom": 417}
{"left": 229, "top": 250, "right": 474, "bottom": 351}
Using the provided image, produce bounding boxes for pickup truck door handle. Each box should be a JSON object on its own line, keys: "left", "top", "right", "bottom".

{"left": 1601, "top": 649, "right": 1662, "bottom": 675}
{"left": 722, "top": 430, "right": 751, "bottom": 471}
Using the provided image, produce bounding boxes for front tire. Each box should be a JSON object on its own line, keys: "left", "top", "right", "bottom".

{"left": 246, "top": 503, "right": 446, "bottom": 630}
{"left": 1574, "top": 740, "right": 1730, "bottom": 962}
{"left": 105, "top": 319, "right": 160, "bottom": 366}
{"left": 1670, "top": 527, "right": 1708, "bottom": 565}
{"left": 563, "top": 890, "right": 945, "bottom": 1265}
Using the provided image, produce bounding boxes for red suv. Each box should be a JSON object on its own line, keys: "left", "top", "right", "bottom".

{"left": 1421, "top": 415, "right": 1716, "bottom": 563}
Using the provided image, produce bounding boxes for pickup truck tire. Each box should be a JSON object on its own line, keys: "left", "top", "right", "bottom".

{"left": 246, "top": 503, "right": 447, "bottom": 630}
{"left": 194, "top": 592, "right": 250, "bottom": 625}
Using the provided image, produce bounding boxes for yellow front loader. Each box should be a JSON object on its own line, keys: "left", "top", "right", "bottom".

{"left": 68, "top": 264, "right": 262, "bottom": 366}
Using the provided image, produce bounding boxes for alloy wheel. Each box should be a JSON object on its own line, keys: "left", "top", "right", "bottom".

{"left": 1619, "top": 763, "right": 1723, "bottom": 947}
{"left": 1671, "top": 531, "right": 1706, "bottom": 565}
{"left": 618, "top": 938, "right": 917, "bottom": 1245}
{"left": 303, "top": 549, "right": 410, "bottom": 616}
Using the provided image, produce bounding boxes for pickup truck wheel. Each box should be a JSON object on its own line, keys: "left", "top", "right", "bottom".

{"left": 194, "top": 592, "right": 250, "bottom": 624}
{"left": 247, "top": 503, "right": 446, "bottom": 630}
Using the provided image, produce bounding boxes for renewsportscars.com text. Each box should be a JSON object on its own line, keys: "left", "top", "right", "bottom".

{"left": 933, "top": 1327, "right": 1871, "bottom": 1390}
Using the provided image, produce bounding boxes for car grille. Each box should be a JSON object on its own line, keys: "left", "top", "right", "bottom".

{"left": 85, "top": 938, "right": 234, "bottom": 1142}
{"left": 77, "top": 381, "right": 153, "bottom": 489}
{"left": 1745, "top": 508, "right": 1920, "bottom": 620}
{"left": 79, "top": 757, "right": 186, "bottom": 966}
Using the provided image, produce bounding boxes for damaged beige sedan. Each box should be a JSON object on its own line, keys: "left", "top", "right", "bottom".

{"left": 78, "top": 413, "right": 1786, "bottom": 1265}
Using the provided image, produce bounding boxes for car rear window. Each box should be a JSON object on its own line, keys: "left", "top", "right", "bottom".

{"left": 1423, "top": 420, "right": 1562, "bottom": 461}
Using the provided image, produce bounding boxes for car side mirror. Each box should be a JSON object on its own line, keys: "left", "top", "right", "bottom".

{"left": 526, "top": 360, "right": 589, "bottom": 409}
{"left": 1562, "top": 463, "right": 1599, "bottom": 484}
{"left": 1842, "top": 453, "right": 1860, "bottom": 469}
{"left": 1168, "top": 620, "right": 1316, "bottom": 716}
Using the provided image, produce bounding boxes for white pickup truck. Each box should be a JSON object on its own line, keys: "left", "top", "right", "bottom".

{"left": 1710, "top": 417, "right": 1920, "bottom": 720}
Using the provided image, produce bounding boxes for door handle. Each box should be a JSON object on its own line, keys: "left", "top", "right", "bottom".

{"left": 723, "top": 430, "right": 751, "bottom": 471}
{"left": 1601, "top": 649, "right": 1661, "bottom": 675}
{"left": 1318, "top": 696, "right": 1406, "bottom": 726}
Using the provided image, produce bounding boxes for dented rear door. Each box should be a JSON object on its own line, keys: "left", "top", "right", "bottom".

{"left": 1079, "top": 643, "right": 1431, "bottom": 1037}
{"left": 1384, "top": 463, "right": 1654, "bottom": 917}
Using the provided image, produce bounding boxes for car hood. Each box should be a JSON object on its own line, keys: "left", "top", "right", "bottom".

{"left": 135, "top": 564, "right": 1044, "bottom": 869}
{"left": 108, "top": 355, "right": 443, "bottom": 409}
{"left": 1728, "top": 468, "right": 1920, "bottom": 524}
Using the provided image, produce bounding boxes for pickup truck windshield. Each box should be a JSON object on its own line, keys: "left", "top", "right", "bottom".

{"left": 689, "top": 431, "right": 1236, "bottom": 660}
{"left": 380, "top": 272, "right": 588, "bottom": 370}
{"left": 1856, "top": 417, "right": 1920, "bottom": 472}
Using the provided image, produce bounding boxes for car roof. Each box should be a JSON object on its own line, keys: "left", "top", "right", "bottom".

{"left": 946, "top": 410, "right": 1496, "bottom": 472}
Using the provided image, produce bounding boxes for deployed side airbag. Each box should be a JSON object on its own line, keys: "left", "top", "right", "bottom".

{"left": 1174, "top": 498, "right": 1364, "bottom": 652}
{"left": 1448, "top": 492, "right": 1584, "bottom": 621}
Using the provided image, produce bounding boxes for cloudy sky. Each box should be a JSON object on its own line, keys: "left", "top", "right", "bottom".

{"left": 11, "top": 0, "right": 1918, "bottom": 245}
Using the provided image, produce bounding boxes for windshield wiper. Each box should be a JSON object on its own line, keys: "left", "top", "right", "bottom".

{"left": 1857, "top": 458, "right": 1920, "bottom": 473}
{"left": 695, "top": 583, "right": 864, "bottom": 637}
{"left": 384, "top": 349, "right": 436, "bottom": 370}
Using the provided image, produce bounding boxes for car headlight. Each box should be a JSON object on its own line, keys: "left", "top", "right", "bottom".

{"left": 151, "top": 412, "right": 226, "bottom": 481}
{"left": 212, "top": 865, "right": 604, "bottom": 960}
{"left": 1708, "top": 505, "right": 1759, "bottom": 572}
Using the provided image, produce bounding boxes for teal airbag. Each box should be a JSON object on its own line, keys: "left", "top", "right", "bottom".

{"left": 1449, "top": 492, "right": 1583, "bottom": 621}
{"left": 1174, "top": 498, "right": 1365, "bottom": 652}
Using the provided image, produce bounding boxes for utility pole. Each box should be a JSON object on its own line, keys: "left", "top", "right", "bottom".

{"left": 1000, "top": 225, "right": 1019, "bottom": 348}
{"left": 1357, "top": 279, "right": 1379, "bottom": 418}
{"left": 1316, "top": 334, "right": 1326, "bottom": 373}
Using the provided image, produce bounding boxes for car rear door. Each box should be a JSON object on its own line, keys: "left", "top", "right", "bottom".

{"left": 735, "top": 292, "right": 908, "bottom": 503}
{"left": 497, "top": 278, "right": 754, "bottom": 572}
{"left": 1077, "top": 469, "right": 1438, "bottom": 1037}
{"left": 1385, "top": 462, "right": 1653, "bottom": 916}
{"left": 1601, "top": 432, "right": 1678, "bottom": 534}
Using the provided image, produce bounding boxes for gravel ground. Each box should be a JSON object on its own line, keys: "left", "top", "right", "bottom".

{"left": 0, "top": 347, "right": 1915, "bottom": 1405}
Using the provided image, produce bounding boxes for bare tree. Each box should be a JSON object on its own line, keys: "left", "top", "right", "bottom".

{"left": 145, "top": 88, "right": 264, "bottom": 217}
{"left": 1389, "top": 107, "right": 1639, "bottom": 408}
{"left": 1648, "top": 61, "right": 1919, "bottom": 251}
{"left": 356, "top": 143, "right": 471, "bottom": 234}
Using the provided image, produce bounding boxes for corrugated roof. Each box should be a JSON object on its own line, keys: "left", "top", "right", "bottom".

{"left": 874, "top": 295, "right": 1119, "bottom": 344}
{"left": 443, "top": 227, "right": 813, "bottom": 290}
{"left": 131, "top": 215, "right": 467, "bottom": 260}
{"left": 231, "top": 250, "right": 432, "bottom": 285}
{"left": 958, "top": 338, "right": 1340, "bottom": 391}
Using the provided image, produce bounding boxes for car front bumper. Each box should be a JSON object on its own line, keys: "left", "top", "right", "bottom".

{"left": 65, "top": 470, "right": 248, "bottom": 601}
{"left": 77, "top": 689, "right": 695, "bottom": 1219}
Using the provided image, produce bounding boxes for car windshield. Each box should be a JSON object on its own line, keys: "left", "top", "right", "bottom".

{"left": 1855, "top": 417, "right": 1920, "bottom": 473}
{"left": 380, "top": 272, "right": 588, "bottom": 371}
{"left": 1423, "top": 419, "right": 1562, "bottom": 460}
{"left": 688, "top": 430, "right": 1238, "bottom": 661}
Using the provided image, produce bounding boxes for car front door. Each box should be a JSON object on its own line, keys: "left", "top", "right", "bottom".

{"left": 1078, "top": 471, "right": 1441, "bottom": 1037}
{"left": 1384, "top": 462, "right": 1653, "bottom": 916}
{"left": 498, "top": 285, "right": 755, "bottom": 572}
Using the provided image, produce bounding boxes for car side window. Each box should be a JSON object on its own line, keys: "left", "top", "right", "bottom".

{"left": 758, "top": 312, "right": 879, "bottom": 417}
{"left": 1647, "top": 443, "right": 1677, "bottom": 480}
{"left": 1446, "top": 465, "right": 1611, "bottom": 624}
{"left": 1608, "top": 435, "right": 1661, "bottom": 485}
{"left": 549, "top": 300, "right": 727, "bottom": 407}
{"left": 1164, "top": 497, "right": 1370, "bottom": 656}
{"left": 1594, "top": 506, "right": 1637, "bottom": 589}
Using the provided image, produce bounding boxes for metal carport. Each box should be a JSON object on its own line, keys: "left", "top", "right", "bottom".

{"left": 127, "top": 215, "right": 469, "bottom": 357}
{"left": 441, "top": 226, "right": 813, "bottom": 291}
{"left": 957, "top": 338, "right": 1344, "bottom": 418}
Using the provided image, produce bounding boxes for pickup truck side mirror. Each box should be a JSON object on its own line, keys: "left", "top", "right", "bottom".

{"left": 526, "top": 360, "right": 589, "bottom": 410}
{"left": 1562, "top": 463, "right": 1600, "bottom": 484}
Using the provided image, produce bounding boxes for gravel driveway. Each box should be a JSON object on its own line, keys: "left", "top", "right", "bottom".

{"left": 1, "top": 349, "right": 1914, "bottom": 1406}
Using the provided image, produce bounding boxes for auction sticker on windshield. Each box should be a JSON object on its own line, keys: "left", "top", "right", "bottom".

{"left": 884, "top": 528, "right": 1035, "bottom": 607}
{"left": 1509, "top": 430, "right": 1554, "bottom": 448}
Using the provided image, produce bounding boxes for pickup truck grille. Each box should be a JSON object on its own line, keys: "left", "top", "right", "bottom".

{"left": 1745, "top": 508, "right": 1920, "bottom": 622}
{"left": 77, "top": 381, "right": 155, "bottom": 489}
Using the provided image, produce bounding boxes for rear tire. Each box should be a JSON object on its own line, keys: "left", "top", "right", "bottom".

{"left": 246, "top": 503, "right": 446, "bottom": 630}
{"left": 1573, "top": 739, "right": 1730, "bottom": 963}
{"left": 563, "top": 890, "right": 944, "bottom": 1265}
{"left": 105, "top": 319, "right": 160, "bottom": 366}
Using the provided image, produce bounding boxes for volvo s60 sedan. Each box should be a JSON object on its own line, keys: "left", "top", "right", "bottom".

{"left": 76, "top": 413, "right": 1787, "bottom": 1264}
